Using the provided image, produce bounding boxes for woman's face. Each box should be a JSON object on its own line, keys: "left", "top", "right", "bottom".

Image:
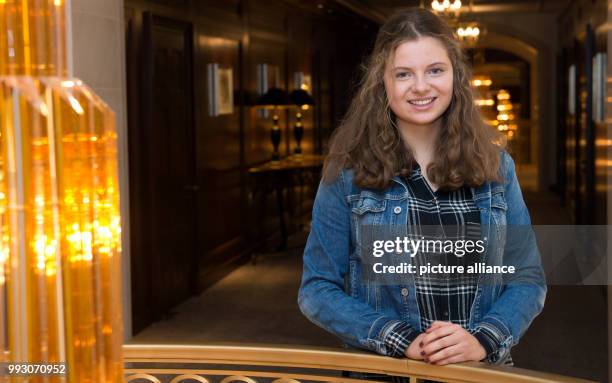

{"left": 384, "top": 36, "right": 454, "bottom": 129}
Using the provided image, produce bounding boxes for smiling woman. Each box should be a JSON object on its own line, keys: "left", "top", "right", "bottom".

{"left": 384, "top": 38, "right": 453, "bottom": 132}
{"left": 298, "top": 6, "right": 546, "bottom": 374}
{"left": 320, "top": 8, "right": 503, "bottom": 191}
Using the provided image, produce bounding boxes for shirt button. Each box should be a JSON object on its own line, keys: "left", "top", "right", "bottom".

{"left": 393, "top": 206, "right": 402, "bottom": 214}
{"left": 443, "top": 310, "right": 449, "bottom": 318}
{"left": 401, "top": 288, "right": 409, "bottom": 296}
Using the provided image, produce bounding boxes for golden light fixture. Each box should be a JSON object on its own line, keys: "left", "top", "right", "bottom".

{"left": 0, "top": 1, "right": 124, "bottom": 381}
{"left": 431, "top": 0, "right": 462, "bottom": 13}
{"left": 458, "top": 25, "right": 479, "bottom": 37}
{"left": 495, "top": 89, "right": 518, "bottom": 138}
{"left": 497, "top": 90, "right": 511, "bottom": 101}
{"left": 475, "top": 99, "right": 495, "bottom": 106}
{"left": 471, "top": 75, "right": 492, "bottom": 88}
{"left": 456, "top": 22, "right": 485, "bottom": 46}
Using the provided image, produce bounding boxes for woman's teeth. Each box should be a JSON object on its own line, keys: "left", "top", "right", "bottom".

{"left": 408, "top": 97, "right": 436, "bottom": 105}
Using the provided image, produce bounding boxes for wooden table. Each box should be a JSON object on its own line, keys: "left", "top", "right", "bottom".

{"left": 248, "top": 154, "right": 325, "bottom": 250}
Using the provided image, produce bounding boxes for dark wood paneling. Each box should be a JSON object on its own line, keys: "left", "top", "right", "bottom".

{"left": 125, "top": 6, "right": 153, "bottom": 333}
{"left": 127, "top": 11, "right": 197, "bottom": 332}
{"left": 125, "top": 0, "right": 377, "bottom": 334}
{"left": 148, "top": 15, "right": 197, "bottom": 312}
{"left": 195, "top": 35, "right": 245, "bottom": 287}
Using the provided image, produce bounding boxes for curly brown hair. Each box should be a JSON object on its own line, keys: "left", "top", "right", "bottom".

{"left": 322, "top": 7, "right": 504, "bottom": 190}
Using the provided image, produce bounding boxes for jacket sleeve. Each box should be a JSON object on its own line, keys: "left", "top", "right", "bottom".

{"left": 297, "top": 171, "right": 419, "bottom": 357}
{"left": 474, "top": 151, "right": 547, "bottom": 364}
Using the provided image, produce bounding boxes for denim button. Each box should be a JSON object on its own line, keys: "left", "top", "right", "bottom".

{"left": 394, "top": 206, "right": 402, "bottom": 214}
{"left": 401, "top": 288, "right": 409, "bottom": 296}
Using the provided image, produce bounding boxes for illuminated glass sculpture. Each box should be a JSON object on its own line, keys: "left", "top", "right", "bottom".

{"left": 0, "top": 1, "right": 124, "bottom": 382}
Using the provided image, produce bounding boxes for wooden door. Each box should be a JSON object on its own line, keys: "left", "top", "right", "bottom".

{"left": 128, "top": 11, "right": 197, "bottom": 332}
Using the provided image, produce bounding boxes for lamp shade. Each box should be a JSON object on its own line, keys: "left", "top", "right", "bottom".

{"left": 289, "top": 89, "right": 315, "bottom": 106}
{"left": 256, "top": 87, "right": 290, "bottom": 107}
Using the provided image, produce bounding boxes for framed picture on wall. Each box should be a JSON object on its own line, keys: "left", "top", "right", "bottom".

{"left": 568, "top": 64, "right": 576, "bottom": 116}
{"left": 218, "top": 68, "right": 234, "bottom": 115}
{"left": 207, "top": 63, "right": 234, "bottom": 116}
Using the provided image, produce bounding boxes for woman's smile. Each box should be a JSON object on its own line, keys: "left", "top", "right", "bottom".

{"left": 408, "top": 97, "right": 438, "bottom": 109}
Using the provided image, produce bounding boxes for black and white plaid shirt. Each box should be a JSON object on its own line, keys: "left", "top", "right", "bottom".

{"left": 382, "top": 165, "right": 505, "bottom": 363}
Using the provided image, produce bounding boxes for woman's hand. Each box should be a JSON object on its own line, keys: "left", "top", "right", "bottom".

{"left": 404, "top": 332, "right": 427, "bottom": 360}
{"left": 420, "top": 321, "right": 486, "bottom": 365}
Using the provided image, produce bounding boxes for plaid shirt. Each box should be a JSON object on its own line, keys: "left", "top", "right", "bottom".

{"left": 382, "top": 165, "right": 505, "bottom": 363}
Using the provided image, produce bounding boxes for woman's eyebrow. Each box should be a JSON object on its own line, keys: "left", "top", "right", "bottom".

{"left": 392, "top": 62, "right": 449, "bottom": 70}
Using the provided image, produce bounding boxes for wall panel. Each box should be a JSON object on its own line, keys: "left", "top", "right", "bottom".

{"left": 125, "top": 0, "right": 376, "bottom": 333}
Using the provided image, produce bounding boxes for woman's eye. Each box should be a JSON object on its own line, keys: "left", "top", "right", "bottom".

{"left": 429, "top": 67, "right": 444, "bottom": 75}
{"left": 395, "top": 72, "right": 411, "bottom": 79}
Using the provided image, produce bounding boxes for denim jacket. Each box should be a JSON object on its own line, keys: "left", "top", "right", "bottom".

{"left": 298, "top": 151, "right": 547, "bottom": 364}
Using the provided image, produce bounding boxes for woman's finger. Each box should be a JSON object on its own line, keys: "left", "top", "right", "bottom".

{"left": 432, "top": 352, "right": 468, "bottom": 366}
{"left": 422, "top": 331, "right": 462, "bottom": 356}
{"left": 425, "top": 321, "right": 452, "bottom": 333}
{"left": 425, "top": 342, "right": 463, "bottom": 363}
{"left": 421, "top": 324, "right": 459, "bottom": 347}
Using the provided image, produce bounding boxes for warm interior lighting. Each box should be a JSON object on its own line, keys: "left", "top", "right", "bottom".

{"left": 38, "top": 101, "right": 49, "bottom": 117}
{"left": 458, "top": 26, "right": 480, "bottom": 37}
{"left": 475, "top": 99, "right": 494, "bottom": 106}
{"left": 493, "top": 89, "right": 517, "bottom": 138}
{"left": 456, "top": 22, "right": 484, "bottom": 46}
{"left": 432, "top": 0, "right": 462, "bottom": 12}
{"left": 471, "top": 76, "right": 492, "bottom": 87}
{"left": 67, "top": 94, "right": 84, "bottom": 115}
{"left": 497, "top": 92, "right": 510, "bottom": 101}
{"left": 0, "top": 76, "right": 124, "bottom": 381}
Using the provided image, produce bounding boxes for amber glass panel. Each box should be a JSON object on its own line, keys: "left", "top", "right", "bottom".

{"left": 0, "top": 0, "right": 67, "bottom": 76}
{"left": 0, "top": 78, "right": 123, "bottom": 383}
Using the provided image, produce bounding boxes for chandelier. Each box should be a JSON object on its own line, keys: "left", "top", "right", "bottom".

{"left": 456, "top": 22, "right": 485, "bottom": 46}
{"left": 431, "top": 0, "right": 462, "bottom": 13}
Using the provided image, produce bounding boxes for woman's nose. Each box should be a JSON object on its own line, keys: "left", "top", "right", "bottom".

{"left": 411, "top": 75, "right": 430, "bottom": 93}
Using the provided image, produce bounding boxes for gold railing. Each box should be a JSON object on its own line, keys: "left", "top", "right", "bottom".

{"left": 123, "top": 344, "right": 595, "bottom": 383}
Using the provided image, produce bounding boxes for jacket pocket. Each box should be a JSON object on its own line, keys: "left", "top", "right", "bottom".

{"left": 490, "top": 188, "right": 507, "bottom": 211}
{"left": 351, "top": 196, "right": 387, "bottom": 215}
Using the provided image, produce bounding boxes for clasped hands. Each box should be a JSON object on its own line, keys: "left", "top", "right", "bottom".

{"left": 405, "top": 321, "right": 486, "bottom": 365}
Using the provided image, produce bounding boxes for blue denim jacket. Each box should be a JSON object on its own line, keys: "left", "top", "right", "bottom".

{"left": 298, "top": 151, "right": 546, "bottom": 364}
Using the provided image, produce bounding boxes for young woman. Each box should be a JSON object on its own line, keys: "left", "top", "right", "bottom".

{"left": 298, "top": 8, "right": 546, "bottom": 366}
